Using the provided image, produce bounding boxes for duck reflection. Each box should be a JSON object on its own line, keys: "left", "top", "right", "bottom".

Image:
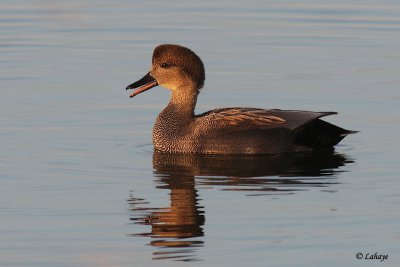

{"left": 128, "top": 150, "right": 352, "bottom": 261}
{"left": 128, "top": 169, "right": 204, "bottom": 261}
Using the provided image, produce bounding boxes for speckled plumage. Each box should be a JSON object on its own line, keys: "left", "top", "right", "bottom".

{"left": 127, "top": 44, "right": 356, "bottom": 154}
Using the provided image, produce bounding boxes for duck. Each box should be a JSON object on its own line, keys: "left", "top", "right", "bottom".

{"left": 126, "top": 44, "right": 356, "bottom": 154}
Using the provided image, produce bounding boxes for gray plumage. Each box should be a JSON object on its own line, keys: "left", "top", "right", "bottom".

{"left": 127, "top": 44, "right": 356, "bottom": 154}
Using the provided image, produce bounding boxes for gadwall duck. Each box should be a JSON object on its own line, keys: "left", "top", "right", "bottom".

{"left": 126, "top": 44, "right": 356, "bottom": 154}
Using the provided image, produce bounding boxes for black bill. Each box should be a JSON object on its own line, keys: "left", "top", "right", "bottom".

{"left": 126, "top": 72, "right": 158, "bottom": 98}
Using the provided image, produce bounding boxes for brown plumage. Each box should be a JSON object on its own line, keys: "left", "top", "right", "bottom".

{"left": 126, "top": 44, "right": 356, "bottom": 154}
{"left": 207, "top": 108, "right": 286, "bottom": 126}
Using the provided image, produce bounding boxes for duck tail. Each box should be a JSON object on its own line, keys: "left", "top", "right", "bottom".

{"left": 294, "top": 119, "right": 357, "bottom": 148}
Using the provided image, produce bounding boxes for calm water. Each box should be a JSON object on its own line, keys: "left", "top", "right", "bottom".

{"left": 1, "top": 1, "right": 400, "bottom": 266}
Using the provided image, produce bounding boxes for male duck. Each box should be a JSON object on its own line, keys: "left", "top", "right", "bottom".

{"left": 126, "top": 44, "right": 355, "bottom": 154}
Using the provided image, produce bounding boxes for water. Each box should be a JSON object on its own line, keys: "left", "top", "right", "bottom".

{"left": 1, "top": 1, "right": 400, "bottom": 266}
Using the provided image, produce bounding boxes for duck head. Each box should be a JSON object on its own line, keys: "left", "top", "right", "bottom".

{"left": 126, "top": 44, "right": 205, "bottom": 98}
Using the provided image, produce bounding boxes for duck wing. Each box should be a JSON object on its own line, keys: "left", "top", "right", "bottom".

{"left": 197, "top": 107, "right": 336, "bottom": 131}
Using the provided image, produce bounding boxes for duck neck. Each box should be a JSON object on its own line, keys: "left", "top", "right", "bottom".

{"left": 166, "top": 87, "right": 198, "bottom": 119}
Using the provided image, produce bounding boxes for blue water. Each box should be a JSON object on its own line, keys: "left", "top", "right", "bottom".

{"left": 1, "top": 1, "right": 400, "bottom": 266}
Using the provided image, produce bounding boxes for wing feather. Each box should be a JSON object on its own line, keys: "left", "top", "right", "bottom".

{"left": 201, "top": 108, "right": 287, "bottom": 128}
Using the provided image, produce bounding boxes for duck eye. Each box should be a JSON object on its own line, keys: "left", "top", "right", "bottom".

{"left": 160, "top": 63, "right": 171, "bottom": 68}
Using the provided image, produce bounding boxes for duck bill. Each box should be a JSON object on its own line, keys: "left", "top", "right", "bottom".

{"left": 126, "top": 72, "right": 158, "bottom": 98}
